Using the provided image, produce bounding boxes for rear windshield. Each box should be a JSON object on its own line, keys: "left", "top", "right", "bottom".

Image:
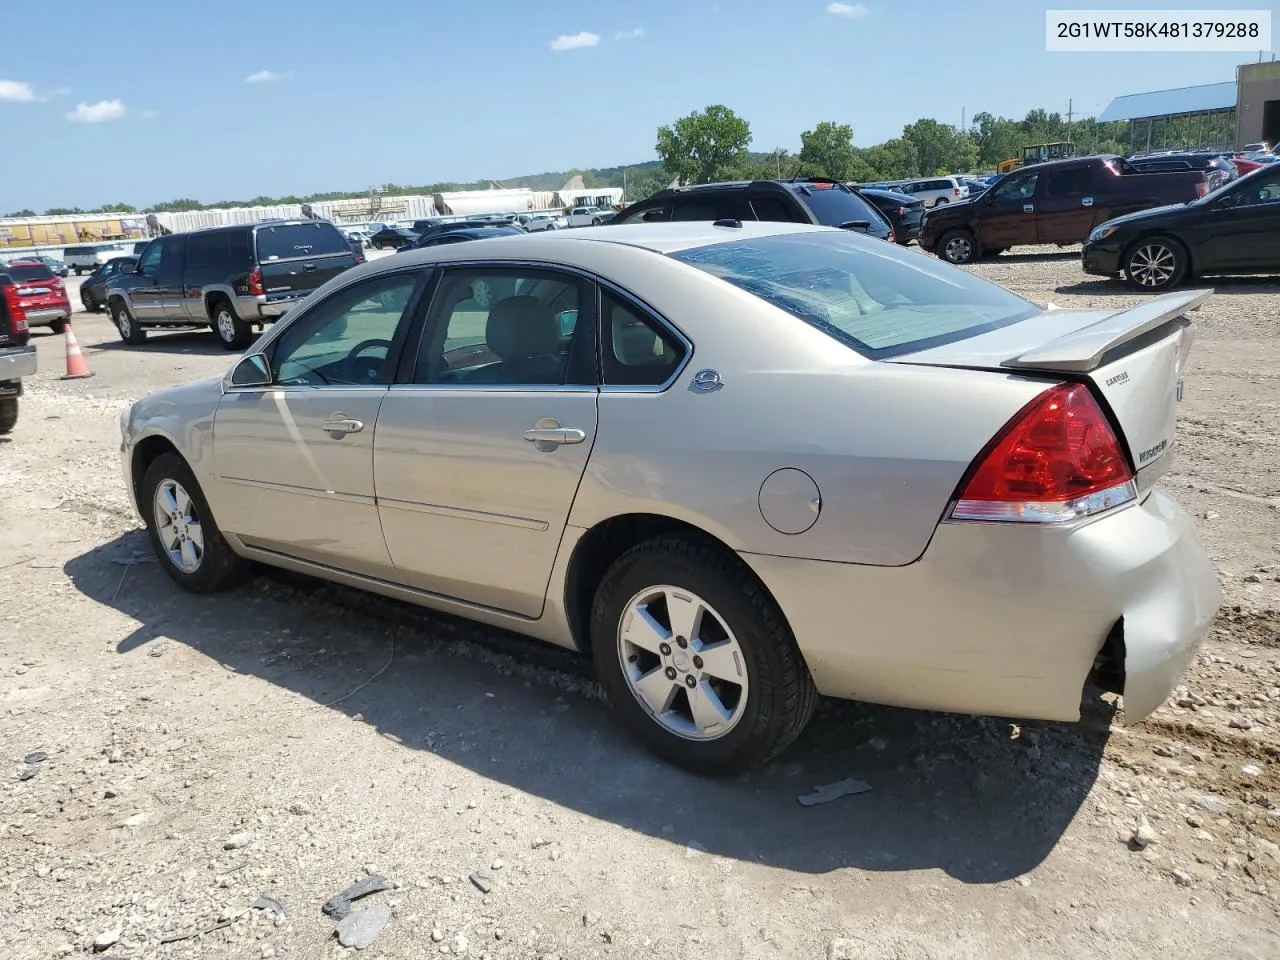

{"left": 5, "top": 263, "right": 55, "bottom": 283}
{"left": 789, "top": 184, "right": 883, "bottom": 228}
{"left": 254, "top": 223, "right": 349, "bottom": 262}
{"left": 669, "top": 231, "right": 1038, "bottom": 360}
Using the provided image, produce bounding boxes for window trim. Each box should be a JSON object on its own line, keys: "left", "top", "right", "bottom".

{"left": 224, "top": 267, "right": 434, "bottom": 394}
{"left": 400, "top": 261, "right": 599, "bottom": 391}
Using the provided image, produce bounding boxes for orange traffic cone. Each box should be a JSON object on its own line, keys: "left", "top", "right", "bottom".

{"left": 61, "top": 323, "right": 94, "bottom": 380}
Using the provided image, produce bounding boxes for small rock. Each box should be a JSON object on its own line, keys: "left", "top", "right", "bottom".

{"left": 1014, "top": 875, "right": 1032, "bottom": 887}
{"left": 260, "top": 947, "right": 276, "bottom": 959}
{"left": 828, "top": 940, "right": 863, "bottom": 960}
{"left": 1130, "top": 815, "right": 1158, "bottom": 849}
{"left": 107, "top": 746, "right": 124, "bottom": 764}
{"left": 1172, "top": 868, "right": 1194, "bottom": 887}
{"left": 1242, "top": 763, "right": 1262, "bottom": 776}
{"left": 1090, "top": 917, "right": 1110, "bottom": 936}
{"left": 224, "top": 832, "right": 253, "bottom": 850}
{"left": 469, "top": 872, "right": 492, "bottom": 894}
{"left": 120, "top": 813, "right": 147, "bottom": 829}
{"left": 103, "top": 787, "right": 120, "bottom": 799}
{"left": 490, "top": 858, "right": 504, "bottom": 871}
{"left": 431, "top": 928, "right": 445, "bottom": 942}
{"left": 1203, "top": 510, "right": 1219, "bottom": 521}
{"left": 336, "top": 903, "right": 392, "bottom": 950}
{"left": 1153, "top": 743, "right": 1180, "bottom": 758}
{"left": 1229, "top": 716, "right": 1253, "bottom": 730}
{"left": 531, "top": 837, "right": 552, "bottom": 849}
{"left": 451, "top": 932, "right": 469, "bottom": 954}
{"left": 93, "top": 926, "right": 122, "bottom": 951}
{"left": 23, "top": 751, "right": 47, "bottom": 765}
{"left": 549, "top": 850, "right": 562, "bottom": 861}
{"left": 54, "top": 945, "right": 75, "bottom": 957}
{"left": 288, "top": 802, "right": 311, "bottom": 816}
{"left": 1192, "top": 795, "right": 1230, "bottom": 815}
{"left": 583, "top": 912, "right": 601, "bottom": 926}
{"left": 1243, "top": 574, "right": 1262, "bottom": 584}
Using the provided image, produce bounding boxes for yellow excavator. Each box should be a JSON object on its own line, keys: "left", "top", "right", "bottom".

{"left": 997, "top": 141, "right": 1078, "bottom": 174}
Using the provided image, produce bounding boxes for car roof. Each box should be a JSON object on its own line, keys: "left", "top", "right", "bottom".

{"left": 389, "top": 220, "right": 832, "bottom": 261}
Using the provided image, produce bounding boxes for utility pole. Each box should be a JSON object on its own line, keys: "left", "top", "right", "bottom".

{"left": 1067, "top": 98, "right": 1074, "bottom": 142}
{"left": 961, "top": 107, "right": 966, "bottom": 133}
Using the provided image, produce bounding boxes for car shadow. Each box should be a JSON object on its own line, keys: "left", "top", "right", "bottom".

{"left": 987, "top": 250, "right": 1081, "bottom": 264}
{"left": 65, "top": 530, "right": 1112, "bottom": 885}
{"left": 85, "top": 331, "right": 250, "bottom": 357}
{"left": 1056, "top": 276, "right": 1280, "bottom": 296}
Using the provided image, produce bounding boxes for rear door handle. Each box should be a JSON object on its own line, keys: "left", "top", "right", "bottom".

{"left": 524, "top": 427, "right": 586, "bottom": 445}
{"left": 1081, "top": 196, "right": 1094, "bottom": 207}
{"left": 322, "top": 415, "right": 364, "bottom": 435}
{"left": 1022, "top": 204, "right": 1035, "bottom": 213}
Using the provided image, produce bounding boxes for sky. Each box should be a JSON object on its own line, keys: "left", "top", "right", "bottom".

{"left": 0, "top": 0, "right": 1270, "bottom": 212}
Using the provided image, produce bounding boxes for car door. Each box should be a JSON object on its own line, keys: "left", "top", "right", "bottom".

{"left": 1035, "top": 164, "right": 1097, "bottom": 243}
{"left": 154, "top": 234, "right": 188, "bottom": 321}
{"left": 372, "top": 264, "right": 599, "bottom": 618}
{"left": 211, "top": 269, "right": 428, "bottom": 577}
{"left": 974, "top": 170, "right": 1041, "bottom": 247}
{"left": 129, "top": 239, "right": 166, "bottom": 320}
{"left": 1197, "top": 168, "right": 1280, "bottom": 270}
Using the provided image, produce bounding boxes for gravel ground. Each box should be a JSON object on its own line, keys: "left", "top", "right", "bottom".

{"left": 1, "top": 246, "right": 1278, "bottom": 960}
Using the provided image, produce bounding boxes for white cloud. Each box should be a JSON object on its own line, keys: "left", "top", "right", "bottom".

{"left": 614, "top": 27, "right": 646, "bottom": 40}
{"left": 0, "top": 80, "right": 36, "bottom": 102}
{"left": 549, "top": 31, "right": 600, "bottom": 51}
{"left": 66, "top": 99, "right": 126, "bottom": 123}
{"left": 244, "top": 69, "right": 293, "bottom": 83}
{"left": 827, "top": 2, "right": 869, "bottom": 18}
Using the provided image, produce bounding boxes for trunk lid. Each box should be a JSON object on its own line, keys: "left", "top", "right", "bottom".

{"left": 887, "top": 290, "right": 1209, "bottom": 475}
{"left": 254, "top": 222, "right": 355, "bottom": 300}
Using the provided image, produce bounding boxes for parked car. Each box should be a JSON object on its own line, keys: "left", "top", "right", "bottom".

{"left": 612, "top": 178, "right": 895, "bottom": 241}
{"left": 15, "top": 254, "right": 69, "bottom": 278}
{"left": 857, "top": 188, "right": 925, "bottom": 245}
{"left": 921, "top": 155, "right": 1210, "bottom": 264}
{"left": 369, "top": 227, "right": 420, "bottom": 250}
{"left": 520, "top": 212, "right": 568, "bottom": 231}
{"left": 1126, "top": 152, "right": 1237, "bottom": 190}
{"left": 346, "top": 236, "right": 366, "bottom": 265}
{"left": 0, "top": 270, "right": 37, "bottom": 435}
{"left": 1082, "top": 162, "right": 1280, "bottom": 290}
{"left": 0, "top": 261, "right": 71, "bottom": 332}
{"left": 402, "top": 220, "right": 527, "bottom": 252}
{"left": 897, "top": 176, "right": 969, "bottom": 208}
{"left": 80, "top": 256, "right": 138, "bottom": 312}
{"left": 398, "top": 225, "right": 525, "bottom": 252}
{"left": 564, "top": 206, "right": 613, "bottom": 227}
{"left": 63, "top": 243, "right": 129, "bottom": 274}
{"left": 106, "top": 219, "right": 357, "bottom": 349}
{"left": 117, "top": 221, "right": 1220, "bottom": 773}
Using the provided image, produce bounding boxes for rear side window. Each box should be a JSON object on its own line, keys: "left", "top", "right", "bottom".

{"left": 601, "top": 289, "right": 686, "bottom": 387}
{"left": 750, "top": 196, "right": 797, "bottom": 221}
{"left": 670, "top": 231, "right": 1037, "bottom": 360}
{"left": 793, "top": 185, "right": 883, "bottom": 228}
{"left": 615, "top": 204, "right": 670, "bottom": 224}
{"left": 670, "top": 195, "right": 753, "bottom": 222}
{"left": 1046, "top": 167, "right": 1093, "bottom": 195}
{"left": 255, "top": 223, "right": 348, "bottom": 262}
{"left": 5, "top": 263, "right": 55, "bottom": 283}
{"left": 186, "top": 231, "right": 228, "bottom": 270}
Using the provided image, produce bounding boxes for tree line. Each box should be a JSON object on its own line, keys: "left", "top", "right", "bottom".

{"left": 4, "top": 103, "right": 1235, "bottom": 219}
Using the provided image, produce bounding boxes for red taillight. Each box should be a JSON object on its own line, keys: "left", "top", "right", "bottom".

{"left": 248, "top": 267, "right": 264, "bottom": 296}
{"left": 950, "top": 383, "right": 1136, "bottom": 523}
{"left": 2, "top": 283, "right": 29, "bottom": 333}
{"left": 954, "top": 187, "right": 961, "bottom": 196}
{"left": 897, "top": 206, "right": 908, "bottom": 216}
{"left": 1194, "top": 180, "right": 1208, "bottom": 197}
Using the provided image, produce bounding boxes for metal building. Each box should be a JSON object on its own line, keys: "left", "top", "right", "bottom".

{"left": 1097, "top": 81, "right": 1238, "bottom": 153}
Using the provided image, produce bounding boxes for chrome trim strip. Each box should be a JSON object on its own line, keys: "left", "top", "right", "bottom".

{"left": 377, "top": 496, "right": 548, "bottom": 530}
{"left": 219, "top": 475, "right": 374, "bottom": 505}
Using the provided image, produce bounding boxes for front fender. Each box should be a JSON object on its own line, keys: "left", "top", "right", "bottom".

{"left": 123, "top": 375, "right": 226, "bottom": 510}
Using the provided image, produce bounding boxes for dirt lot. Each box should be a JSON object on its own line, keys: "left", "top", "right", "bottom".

{"left": 2, "top": 247, "right": 1278, "bottom": 960}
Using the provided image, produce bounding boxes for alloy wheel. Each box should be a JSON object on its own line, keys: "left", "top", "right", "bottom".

{"left": 216, "top": 309, "right": 236, "bottom": 343}
{"left": 152, "top": 478, "right": 204, "bottom": 573}
{"left": 1128, "top": 244, "right": 1176, "bottom": 287}
{"left": 944, "top": 234, "right": 973, "bottom": 263}
{"left": 617, "top": 585, "right": 749, "bottom": 741}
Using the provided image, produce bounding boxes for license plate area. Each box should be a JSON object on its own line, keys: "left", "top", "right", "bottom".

{"left": 17, "top": 287, "right": 51, "bottom": 296}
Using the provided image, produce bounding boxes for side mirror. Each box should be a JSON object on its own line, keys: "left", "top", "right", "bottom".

{"left": 229, "top": 353, "right": 272, "bottom": 388}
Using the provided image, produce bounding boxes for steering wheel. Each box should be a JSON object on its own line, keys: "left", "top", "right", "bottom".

{"left": 343, "top": 339, "right": 394, "bottom": 385}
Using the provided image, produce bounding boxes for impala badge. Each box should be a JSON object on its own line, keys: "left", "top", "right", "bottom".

{"left": 690, "top": 369, "right": 724, "bottom": 393}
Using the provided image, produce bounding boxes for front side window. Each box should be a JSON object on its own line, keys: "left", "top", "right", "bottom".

{"left": 670, "top": 231, "right": 1037, "bottom": 360}
{"left": 136, "top": 240, "right": 162, "bottom": 275}
{"left": 414, "top": 268, "right": 587, "bottom": 386}
{"left": 270, "top": 272, "right": 421, "bottom": 386}
{"left": 992, "top": 172, "right": 1039, "bottom": 202}
{"left": 1232, "top": 168, "right": 1280, "bottom": 206}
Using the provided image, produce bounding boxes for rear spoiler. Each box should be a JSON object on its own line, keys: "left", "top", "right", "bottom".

{"left": 1002, "top": 289, "right": 1211, "bottom": 373}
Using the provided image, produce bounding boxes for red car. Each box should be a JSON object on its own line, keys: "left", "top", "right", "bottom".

{"left": 0, "top": 260, "right": 71, "bottom": 333}
{"left": 1230, "top": 154, "right": 1267, "bottom": 175}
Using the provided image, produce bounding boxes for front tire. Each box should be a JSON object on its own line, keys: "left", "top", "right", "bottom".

{"left": 48, "top": 318, "right": 68, "bottom": 335}
{"left": 0, "top": 397, "right": 17, "bottom": 435}
{"left": 590, "top": 536, "right": 818, "bottom": 775}
{"left": 211, "top": 298, "right": 253, "bottom": 351}
{"left": 141, "top": 453, "right": 249, "bottom": 593}
{"left": 1124, "top": 237, "right": 1187, "bottom": 291}
{"left": 112, "top": 301, "right": 146, "bottom": 345}
{"left": 938, "top": 228, "right": 978, "bottom": 265}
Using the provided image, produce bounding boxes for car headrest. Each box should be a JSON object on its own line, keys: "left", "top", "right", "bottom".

{"left": 486, "top": 296, "right": 560, "bottom": 361}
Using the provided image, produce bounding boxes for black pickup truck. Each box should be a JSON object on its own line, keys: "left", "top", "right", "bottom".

{"left": 0, "top": 271, "right": 38, "bottom": 435}
{"left": 920, "top": 155, "right": 1209, "bottom": 264}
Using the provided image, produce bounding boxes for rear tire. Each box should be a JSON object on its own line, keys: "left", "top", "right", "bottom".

{"left": 141, "top": 453, "right": 250, "bottom": 594}
{"left": 590, "top": 536, "right": 818, "bottom": 775}
{"left": 210, "top": 297, "right": 253, "bottom": 351}
{"left": 937, "top": 228, "right": 978, "bottom": 265}
{"left": 48, "top": 318, "right": 68, "bottom": 335}
{"left": 112, "top": 301, "right": 147, "bottom": 345}
{"left": 1123, "top": 236, "right": 1187, "bottom": 291}
{"left": 0, "top": 397, "right": 17, "bottom": 435}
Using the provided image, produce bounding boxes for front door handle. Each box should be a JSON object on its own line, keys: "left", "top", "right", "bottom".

{"left": 1022, "top": 204, "right": 1035, "bottom": 213}
{"left": 322, "top": 415, "right": 364, "bottom": 435}
{"left": 1081, "top": 196, "right": 1094, "bottom": 207}
{"left": 524, "top": 426, "right": 586, "bottom": 445}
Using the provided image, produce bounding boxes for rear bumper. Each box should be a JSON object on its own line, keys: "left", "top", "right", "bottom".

{"left": 741, "top": 487, "right": 1221, "bottom": 724}
{"left": 23, "top": 306, "right": 70, "bottom": 326}
{"left": 0, "top": 345, "right": 37, "bottom": 380}
{"left": 234, "top": 294, "right": 299, "bottom": 321}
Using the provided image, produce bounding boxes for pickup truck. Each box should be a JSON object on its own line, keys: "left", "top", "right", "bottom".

{"left": 920, "top": 155, "right": 1208, "bottom": 265}
{"left": 564, "top": 206, "right": 612, "bottom": 228}
{"left": 0, "top": 272, "right": 38, "bottom": 435}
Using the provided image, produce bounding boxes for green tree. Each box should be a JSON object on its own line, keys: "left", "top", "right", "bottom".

{"left": 145, "top": 198, "right": 204, "bottom": 212}
{"left": 798, "top": 122, "right": 858, "bottom": 181}
{"left": 44, "top": 207, "right": 84, "bottom": 216}
{"left": 93, "top": 202, "right": 136, "bottom": 214}
{"left": 656, "top": 105, "right": 752, "bottom": 185}
{"left": 4, "top": 208, "right": 36, "bottom": 218}
{"left": 902, "top": 118, "right": 979, "bottom": 175}
{"left": 858, "top": 138, "right": 919, "bottom": 180}
{"left": 968, "top": 111, "right": 1023, "bottom": 168}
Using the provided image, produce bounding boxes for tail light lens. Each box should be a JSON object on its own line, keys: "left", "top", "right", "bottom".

{"left": 248, "top": 267, "right": 264, "bottom": 296}
{"left": 1194, "top": 180, "right": 1208, "bottom": 197}
{"left": 954, "top": 187, "right": 961, "bottom": 196}
{"left": 950, "top": 383, "right": 1136, "bottom": 524}
{"left": 2, "top": 282, "right": 29, "bottom": 333}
